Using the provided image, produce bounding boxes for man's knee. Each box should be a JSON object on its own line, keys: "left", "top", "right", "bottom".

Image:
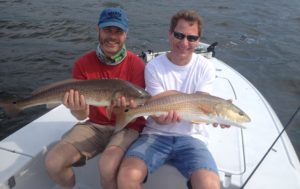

{"left": 45, "top": 142, "right": 80, "bottom": 173}
{"left": 117, "top": 157, "right": 147, "bottom": 187}
{"left": 190, "top": 169, "right": 220, "bottom": 189}
{"left": 45, "top": 148, "right": 63, "bottom": 173}
{"left": 98, "top": 156, "right": 118, "bottom": 180}
{"left": 99, "top": 146, "right": 124, "bottom": 180}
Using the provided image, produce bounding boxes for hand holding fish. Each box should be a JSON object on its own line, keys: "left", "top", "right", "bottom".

{"left": 152, "top": 110, "right": 230, "bottom": 128}
{"left": 109, "top": 96, "right": 139, "bottom": 120}
{"left": 212, "top": 123, "right": 231, "bottom": 128}
{"left": 113, "top": 96, "right": 137, "bottom": 108}
{"left": 114, "top": 92, "right": 251, "bottom": 132}
{"left": 0, "top": 79, "right": 151, "bottom": 118}
{"left": 151, "top": 110, "right": 181, "bottom": 125}
{"left": 63, "top": 89, "right": 89, "bottom": 120}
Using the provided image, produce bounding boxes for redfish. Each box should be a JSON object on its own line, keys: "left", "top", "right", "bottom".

{"left": 0, "top": 79, "right": 151, "bottom": 117}
{"left": 114, "top": 91, "right": 251, "bottom": 132}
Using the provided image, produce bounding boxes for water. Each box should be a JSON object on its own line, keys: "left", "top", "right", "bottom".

{"left": 0, "top": 0, "right": 299, "bottom": 158}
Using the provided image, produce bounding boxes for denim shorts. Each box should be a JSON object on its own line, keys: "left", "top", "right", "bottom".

{"left": 125, "top": 134, "right": 218, "bottom": 179}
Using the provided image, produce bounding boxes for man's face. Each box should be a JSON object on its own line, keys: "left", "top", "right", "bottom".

{"left": 98, "top": 26, "right": 127, "bottom": 57}
{"left": 168, "top": 19, "right": 199, "bottom": 59}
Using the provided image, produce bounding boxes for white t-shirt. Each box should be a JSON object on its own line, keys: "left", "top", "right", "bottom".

{"left": 142, "top": 53, "right": 216, "bottom": 143}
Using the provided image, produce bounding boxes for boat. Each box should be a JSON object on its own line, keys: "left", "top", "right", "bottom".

{"left": 1, "top": 43, "right": 300, "bottom": 189}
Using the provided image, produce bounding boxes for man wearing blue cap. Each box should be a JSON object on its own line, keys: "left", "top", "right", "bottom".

{"left": 45, "top": 7, "right": 146, "bottom": 189}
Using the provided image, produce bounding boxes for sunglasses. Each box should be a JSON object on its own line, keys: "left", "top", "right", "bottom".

{"left": 173, "top": 31, "right": 200, "bottom": 42}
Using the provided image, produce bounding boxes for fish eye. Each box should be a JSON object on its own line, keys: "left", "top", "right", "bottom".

{"left": 239, "top": 111, "right": 244, "bottom": 116}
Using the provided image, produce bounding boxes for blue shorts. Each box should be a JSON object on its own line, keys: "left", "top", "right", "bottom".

{"left": 125, "top": 134, "right": 218, "bottom": 179}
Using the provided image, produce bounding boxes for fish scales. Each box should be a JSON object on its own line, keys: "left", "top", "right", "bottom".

{"left": 18, "top": 80, "right": 121, "bottom": 108}
{"left": 0, "top": 79, "right": 151, "bottom": 117}
{"left": 114, "top": 93, "right": 251, "bottom": 132}
{"left": 127, "top": 94, "right": 220, "bottom": 115}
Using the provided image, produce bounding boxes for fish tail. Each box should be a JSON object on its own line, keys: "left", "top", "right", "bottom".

{"left": 0, "top": 100, "right": 21, "bottom": 117}
{"left": 114, "top": 107, "right": 134, "bottom": 133}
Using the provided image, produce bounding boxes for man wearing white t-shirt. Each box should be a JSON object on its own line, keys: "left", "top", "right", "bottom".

{"left": 118, "top": 10, "right": 228, "bottom": 189}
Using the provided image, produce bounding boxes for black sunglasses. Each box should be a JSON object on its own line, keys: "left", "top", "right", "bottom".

{"left": 173, "top": 31, "right": 200, "bottom": 42}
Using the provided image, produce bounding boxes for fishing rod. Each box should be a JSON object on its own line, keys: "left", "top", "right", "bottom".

{"left": 240, "top": 105, "right": 300, "bottom": 189}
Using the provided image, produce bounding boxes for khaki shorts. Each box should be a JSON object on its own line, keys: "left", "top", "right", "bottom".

{"left": 62, "top": 121, "right": 139, "bottom": 160}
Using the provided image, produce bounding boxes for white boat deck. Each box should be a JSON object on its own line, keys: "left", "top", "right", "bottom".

{"left": 1, "top": 55, "right": 300, "bottom": 189}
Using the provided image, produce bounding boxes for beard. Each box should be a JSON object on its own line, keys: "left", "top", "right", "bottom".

{"left": 99, "top": 36, "right": 123, "bottom": 57}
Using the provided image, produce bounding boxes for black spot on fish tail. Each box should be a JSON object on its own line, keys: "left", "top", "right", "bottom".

{"left": 0, "top": 100, "right": 21, "bottom": 117}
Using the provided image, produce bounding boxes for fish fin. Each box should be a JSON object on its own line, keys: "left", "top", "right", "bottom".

{"left": 32, "top": 79, "right": 78, "bottom": 95}
{"left": 226, "top": 99, "right": 233, "bottom": 103}
{"left": 199, "top": 105, "right": 214, "bottom": 114}
{"left": 195, "top": 91, "right": 210, "bottom": 95}
{"left": 114, "top": 107, "right": 134, "bottom": 133}
{"left": 0, "top": 100, "right": 21, "bottom": 117}
{"left": 46, "top": 103, "right": 60, "bottom": 109}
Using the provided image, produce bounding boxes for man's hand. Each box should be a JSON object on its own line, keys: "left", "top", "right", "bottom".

{"left": 151, "top": 110, "right": 181, "bottom": 125}
{"left": 113, "top": 96, "right": 137, "bottom": 108}
{"left": 212, "top": 123, "right": 231, "bottom": 129}
{"left": 63, "top": 89, "right": 89, "bottom": 120}
{"left": 109, "top": 96, "right": 139, "bottom": 121}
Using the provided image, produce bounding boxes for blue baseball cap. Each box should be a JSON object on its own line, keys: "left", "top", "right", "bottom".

{"left": 98, "top": 7, "right": 128, "bottom": 32}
